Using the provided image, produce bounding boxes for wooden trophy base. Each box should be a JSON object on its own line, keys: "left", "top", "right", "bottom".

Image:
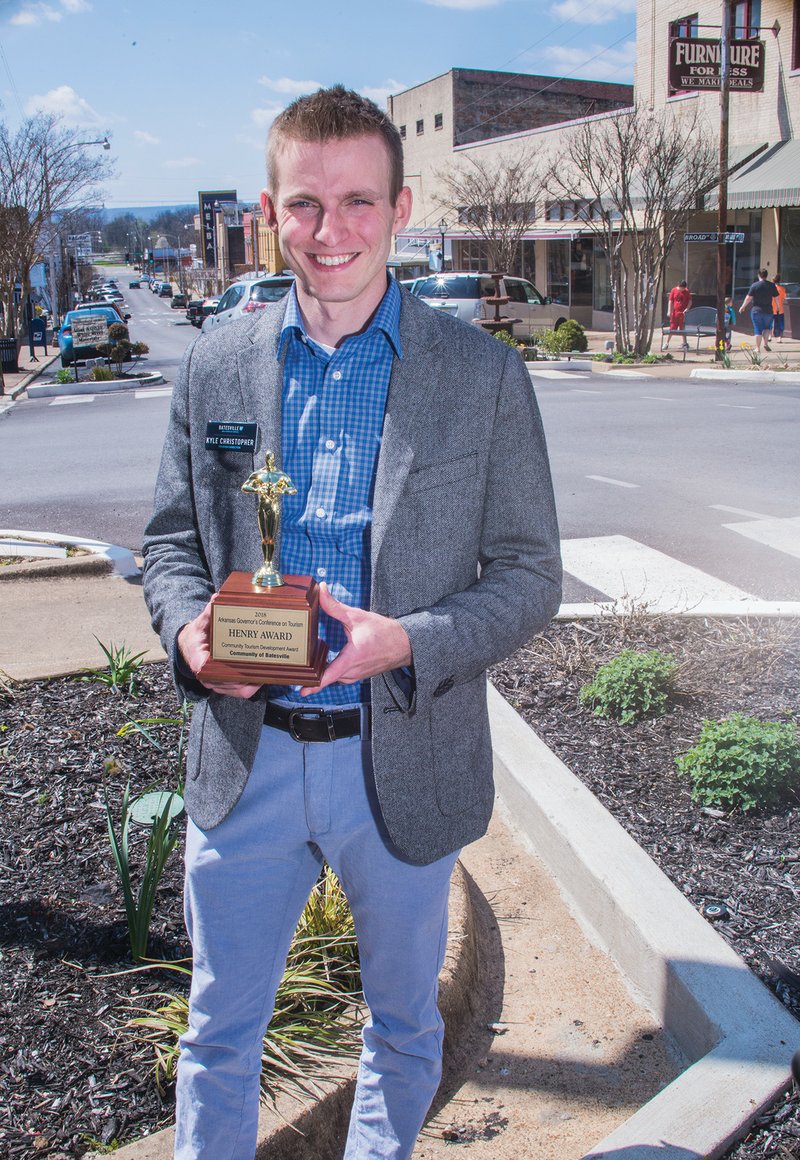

{"left": 198, "top": 572, "right": 327, "bottom": 686}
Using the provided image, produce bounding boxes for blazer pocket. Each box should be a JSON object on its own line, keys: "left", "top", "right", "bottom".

{"left": 429, "top": 673, "right": 492, "bottom": 816}
{"left": 405, "top": 451, "right": 478, "bottom": 495}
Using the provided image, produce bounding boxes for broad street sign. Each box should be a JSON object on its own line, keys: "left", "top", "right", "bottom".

{"left": 670, "top": 38, "right": 765, "bottom": 92}
{"left": 684, "top": 231, "right": 746, "bottom": 244}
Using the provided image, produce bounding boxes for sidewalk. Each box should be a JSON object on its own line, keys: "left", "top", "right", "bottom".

{"left": 0, "top": 339, "right": 60, "bottom": 402}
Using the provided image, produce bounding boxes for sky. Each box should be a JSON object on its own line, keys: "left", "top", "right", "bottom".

{"left": 0, "top": 0, "right": 637, "bottom": 210}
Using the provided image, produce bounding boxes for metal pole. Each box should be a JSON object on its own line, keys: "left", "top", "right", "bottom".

{"left": 716, "top": 0, "right": 732, "bottom": 359}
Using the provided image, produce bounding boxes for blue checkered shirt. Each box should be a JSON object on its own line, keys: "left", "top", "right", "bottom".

{"left": 271, "top": 278, "right": 403, "bottom": 708}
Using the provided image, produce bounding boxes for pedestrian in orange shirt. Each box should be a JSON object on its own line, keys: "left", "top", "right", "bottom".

{"left": 773, "top": 274, "right": 787, "bottom": 341}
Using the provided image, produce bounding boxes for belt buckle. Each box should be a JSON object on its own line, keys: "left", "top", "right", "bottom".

{"left": 287, "top": 707, "right": 336, "bottom": 743}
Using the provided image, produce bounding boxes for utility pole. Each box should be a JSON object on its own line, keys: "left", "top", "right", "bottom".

{"left": 715, "top": 0, "right": 732, "bottom": 360}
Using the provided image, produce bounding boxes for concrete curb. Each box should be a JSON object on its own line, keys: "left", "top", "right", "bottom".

{"left": 4, "top": 351, "right": 61, "bottom": 400}
{"left": 94, "top": 861, "right": 477, "bottom": 1159}
{"left": 0, "top": 530, "right": 140, "bottom": 578}
{"left": 488, "top": 684, "right": 800, "bottom": 1160}
{"left": 690, "top": 368, "right": 800, "bottom": 382}
{"left": 527, "top": 358, "right": 593, "bottom": 372}
{"left": 27, "top": 370, "right": 164, "bottom": 398}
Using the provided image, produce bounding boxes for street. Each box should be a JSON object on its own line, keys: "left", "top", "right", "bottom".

{"left": 1, "top": 282, "right": 798, "bottom": 606}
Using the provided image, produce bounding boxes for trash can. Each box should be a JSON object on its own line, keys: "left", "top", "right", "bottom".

{"left": 0, "top": 336, "right": 19, "bottom": 375}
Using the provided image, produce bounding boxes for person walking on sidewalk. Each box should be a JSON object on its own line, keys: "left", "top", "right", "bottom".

{"left": 142, "top": 84, "right": 562, "bottom": 1160}
{"left": 773, "top": 274, "right": 787, "bottom": 342}
{"left": 739, "top": 268, "right": 779, "bottom": 353}
{"left": 664, "top": 280, "right": 692, "bottom": 350}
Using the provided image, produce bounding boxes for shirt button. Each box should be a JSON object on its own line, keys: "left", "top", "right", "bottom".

{"left": 325, "top": 439, "right": 336, "bottom": 450}
{"left": 315, "top": 507, "right": 326, "bottom": 519}
{"left": 332, "top": 370, "right": 342, "bottom": 381}
{"left": 317, "top": 566, "right": 327, "bottom": 578}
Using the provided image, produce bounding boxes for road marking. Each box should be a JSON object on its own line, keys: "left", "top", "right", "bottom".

{"left": 721, "top": 515, "right": 800, "bottom": 561}
{"left": 710, "top": 504, "right": 775, "bottom": 520}
{"left": 717, "top": 403, "right": 755, "bottom": 410}
{"left": 587, "top": 475, "right": 640, "bottom": 489}
{"left": 641, "top": 395, "right": 675, "bottom": 402}
{"left": 50, "top": 395, "right": 95, "bottom": 405}
{"left": 597, "top": 369, "right": 650, "bottom": 379}
{"left": 561, "top": 534, "right": 755, "bottom": 613}
{"left": 528, "top": 369, "right": 591, "bottom": 380}
{"left": 569, "top": 388, "right": 603, "bottom": 394}
{"left": 135, "top": 388, "right": 173, "bottom": 399}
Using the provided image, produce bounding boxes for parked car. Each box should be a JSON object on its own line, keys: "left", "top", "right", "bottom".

{"left": 202, "top": 275, "right": 294, "bottom": 332}
{"left": 410, "top": 273, "right": 568, "bottom": 335}
{"left": 57, "top": 307, "right": 130, "bottom": 367}
{"left": 74, "top": 300, "right": 130, "bottom": 323}
{"left": 100, "top": 289, "right": 124, "bottom": 302}
{"left": 171, "top": 292, "right": 189, "bottom": 309}
{"left": 158, "top": 283, "right": 173, "bottom": 298}
{"left": 140, "top": 273, "right": 152, "bottom": 285}
{"left": 128, "top": 278, "right": 141, "bottom": 289}
{"left": 186, "top": 299, "right": 206, "bottom": 327}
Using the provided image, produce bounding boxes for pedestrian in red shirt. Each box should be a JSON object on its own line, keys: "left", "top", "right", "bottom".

{"left": 665, "top": 280, "right": 692, "bottom": 350}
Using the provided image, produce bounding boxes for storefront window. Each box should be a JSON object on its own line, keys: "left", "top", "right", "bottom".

{"left": 571, "top": 237, "right": 593, "bottom": 308}
{"left": 778, "top": 207, "right": 800, "bottom": 295}
{"left": 732, "top": 211, "right": 762, "bottom": 302}
{"left": 593, "top": 245, "right": 613, "bottom": 313}
{"left": 547, "top": 239, "right": 570, "bottom": 305}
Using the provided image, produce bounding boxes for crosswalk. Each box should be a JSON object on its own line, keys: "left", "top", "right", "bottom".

{"left": 559, "top": 532, "right": 800, "bottom": 616}
{"left": 47, "top": 387, "right": 174, "bottom": 406}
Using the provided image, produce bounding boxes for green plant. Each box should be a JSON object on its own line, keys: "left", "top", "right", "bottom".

{"left": 82, "top": 637, "right": 147, "bottom": 695}
{"left": 55, "top": 367, "right": 73, "bottom": 384}
{"left": 128, "top": 868, "right": 363, "bottom": 1104}
{"left": 117, "top": 702, "right": 190, "bottom": 796}
{"left": 641, "top": 353, "right": 660, "bottom": 364}
{"left": 538, "top": 319, "right": 588, "bottom": 355}
{"left": 740, "top": 341, "right": 764, "bottom": 367}
{"left": 579, "top": 649, "right": 678, "bottom": 725}
{"left": 716, "top": 340, "right": 731, "bottom": 369}
{"left": 108, "top": 322, "right": 130, "bottom": 343}
{"left": 676, "top": 713, "right": 800, "bottom": 812}
{"left": 492, "top": 329, "right": 520, "bottom": 347}
{"left": 90, "top": 365, "right": 115, "bottom": 381}
{"left": 106, "top": 780, "right": 181, "bottom": 961}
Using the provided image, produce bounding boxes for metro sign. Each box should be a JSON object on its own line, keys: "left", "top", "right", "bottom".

{"left": 669, "top": 37, "right": 765, "bottom": 92}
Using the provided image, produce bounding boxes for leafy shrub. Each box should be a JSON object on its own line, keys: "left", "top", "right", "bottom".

{"left": 55, "top": 367, "right": 73, "bottom": 383}
{"left": 90, "top": 365, "right": 115, "bottom": 381}
{"left": 676, "top": 713, "right": 800, "bottom": 812}
{"left": 539, "top": 319, "right": 587, "bottom": 354}
{"left": 108, "top": 322, "right": 130, "bottom": 343}
{"left": 492, "top": 329, "right": 520, "bottom": 347}
{"left": 579, "top": 649, "right": 678, "bottom": 725}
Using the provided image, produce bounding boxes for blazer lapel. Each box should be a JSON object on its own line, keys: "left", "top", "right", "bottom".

{"left": 371, "top": 294, "right": 443, "bottom": 571}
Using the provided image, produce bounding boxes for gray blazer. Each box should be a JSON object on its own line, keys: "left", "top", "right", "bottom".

{"left": 142, "top": 289, "right": 561, "bottom": 865}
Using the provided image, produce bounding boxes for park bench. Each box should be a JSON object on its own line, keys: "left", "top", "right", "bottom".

{"left": 660, "top": 306, "right": 719, "bottom": 359}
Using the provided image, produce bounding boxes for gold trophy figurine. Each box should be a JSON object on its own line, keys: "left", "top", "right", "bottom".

{"left": 241, "top": 452, "right": 298, "bottom": 588}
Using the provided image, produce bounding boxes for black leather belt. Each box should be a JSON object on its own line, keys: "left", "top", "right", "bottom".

{"left": 264, "top": 702, "right": 369, "bottom": 742}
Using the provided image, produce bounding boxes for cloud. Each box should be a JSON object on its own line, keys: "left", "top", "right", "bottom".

{"left": 134, "top": 129, "right": 160, "bottom": 145}
{"left": 250, "top": 102, "right": 285, "bottom": 130}
{"left": 420, "top": 0, "right": 503, "bottom": 8}
{"left": 551, "top": 0, "right": 636, "bottom": 23}
{"left": 162, "top": 157, "right": 200, "bottom": 169}
{"left": 361, "top": 79, "right": 407, "bottom": 107}
{"left": 24, "top": 84, "right": 105, "bottom": 126}
{"left": 541, "top": 39, "right": 636, "bottom": 81}
{"left": 258, "top": 76, "right": 322, "bottom": 95}
{"left": 9, "top": 0, "right": 89, "bottom": 25}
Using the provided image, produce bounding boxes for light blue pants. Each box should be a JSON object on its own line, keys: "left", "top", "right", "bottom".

{"left": 174, "top": 723, "right": 459, "bottom": 1160}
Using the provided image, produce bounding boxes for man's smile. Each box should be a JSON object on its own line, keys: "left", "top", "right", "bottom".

{"left": 311, "top": 253, "right": 358, "bottom": 267}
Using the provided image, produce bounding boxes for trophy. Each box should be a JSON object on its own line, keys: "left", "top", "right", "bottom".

{"left": 197, "top": 452, "right": 327, "bottom": 686}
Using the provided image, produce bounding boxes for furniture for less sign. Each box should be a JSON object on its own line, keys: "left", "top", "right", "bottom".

{"left": 669, "top": 37, "right": 765, "bottom": 92}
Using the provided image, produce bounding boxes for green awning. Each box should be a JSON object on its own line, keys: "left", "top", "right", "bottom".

{"left": 727, "top": 140, "right": 800, "bottom": 209}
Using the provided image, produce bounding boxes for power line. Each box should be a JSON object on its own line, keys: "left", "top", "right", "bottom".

{"left": 0, "top": 33, "right": 25, "bottom": 119}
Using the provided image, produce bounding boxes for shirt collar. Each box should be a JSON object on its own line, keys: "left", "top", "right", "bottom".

{"left": 278, "top": 276, "right": 403, "bottom": 360}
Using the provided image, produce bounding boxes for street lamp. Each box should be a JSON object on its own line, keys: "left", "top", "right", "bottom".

{"left": 43, "top": 137, "right": 111, "bottom": 323}
{"left": 439, "top": 219, "right": 447, "bottom": 272}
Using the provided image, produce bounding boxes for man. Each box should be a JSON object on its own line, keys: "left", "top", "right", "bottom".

{"left": 143, "top": 85, "right": 561, "bottom": 1160}
{"left": 664, "top": 279, "right": 692, "bottom": 351}
{"left": 739, "top": 268, "right": 779, "bottom": 353}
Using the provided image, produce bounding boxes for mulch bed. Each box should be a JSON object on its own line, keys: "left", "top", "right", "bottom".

{"left": 0, "top": 615, "right": 798, "bottom": 1158}
{"left": 492, "top": 614, "right": 800, "bottom": 1159}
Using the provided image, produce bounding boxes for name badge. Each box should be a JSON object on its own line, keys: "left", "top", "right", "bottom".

{"left": 205, "top": 421, "right": 258, "bottom": 453}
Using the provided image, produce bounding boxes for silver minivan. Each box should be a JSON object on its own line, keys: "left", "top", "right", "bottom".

{"left": 410, "top": 273, "right": 568, "bottom": 336}
{"left": 202, "top": 274, "right": 294, "bottom": 332}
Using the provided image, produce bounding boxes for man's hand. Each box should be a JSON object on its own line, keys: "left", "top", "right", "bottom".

{"left": 300, "top": 584, "right": 412, "bottom": 696}
{"left": 178, "top": 601, "right": 263, "bottom": 699}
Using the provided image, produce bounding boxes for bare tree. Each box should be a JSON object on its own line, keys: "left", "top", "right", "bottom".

{"left": 544, "top": 105, "right": 718, "bottom": 356}
{"left": 0, "top": 114, "right": 112, "bottom": 337}
{"left": 436, "top": 149, "right": 544, "bottom": 274}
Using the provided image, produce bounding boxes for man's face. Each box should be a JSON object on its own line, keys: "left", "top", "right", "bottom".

{"left": 261, "top": 134, "right": 411, "bottom": 321}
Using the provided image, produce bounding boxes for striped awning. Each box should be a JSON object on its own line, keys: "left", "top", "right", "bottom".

{"left": 727, "top": 139, "right": 800, "bottom": 209}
